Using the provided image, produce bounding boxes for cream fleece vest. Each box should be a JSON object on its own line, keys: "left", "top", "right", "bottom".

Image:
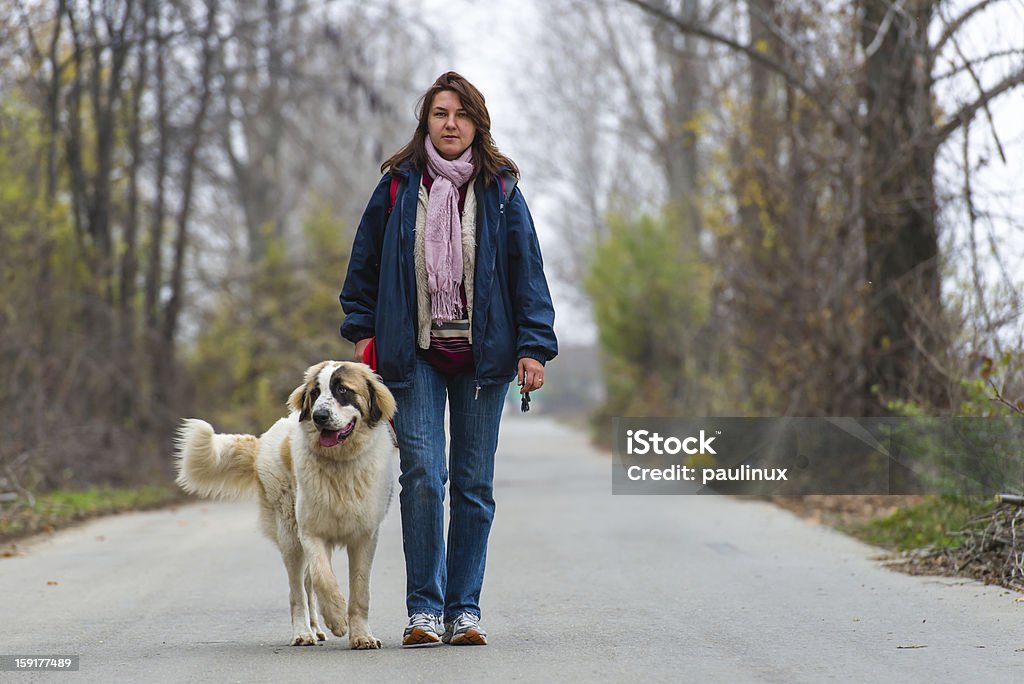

{"left": 413, "top": 179, "right": 477, "bottom": 349}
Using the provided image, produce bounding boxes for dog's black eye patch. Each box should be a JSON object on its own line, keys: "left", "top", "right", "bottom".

{"left": 331, "top": 382, "right": 354, "bottom": 405}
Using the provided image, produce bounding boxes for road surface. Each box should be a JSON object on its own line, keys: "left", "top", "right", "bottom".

{"left": 1, "top": 417, "right": 1021, "bottom": 682}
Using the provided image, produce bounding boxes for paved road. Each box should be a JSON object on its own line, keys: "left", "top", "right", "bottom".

{"left": 2, "top": 417, "right": 1021, "bottom": 682}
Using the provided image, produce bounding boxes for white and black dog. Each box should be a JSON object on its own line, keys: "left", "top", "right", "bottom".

{"left": 175, "top": 361, "right": 397, "bottom": 648}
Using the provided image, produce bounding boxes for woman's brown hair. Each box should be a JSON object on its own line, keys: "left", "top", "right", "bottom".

{"left": 381, "top": 71, "right": 519, "bottom": 186}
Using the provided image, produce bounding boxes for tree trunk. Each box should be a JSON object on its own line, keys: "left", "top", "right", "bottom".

{"left": 162, "top": 0, "right": 219, "bottom": 367}
{"left": 121, "top": 0, "right": 150, "bottom": 332}
{"left": 654, "top": 0, "right": 703, "bottom": 236}
{"left": 40, "top": 0, "right": 68, "bottom": 347}
{"left": 86, "top": 0, "right": 133, "bottom": 315}
{"left": 119, "top": 0, "right": 152, "bottom": 420}
{"left": 144, "top": 6, "right": 168, "bottom": 340}
{"left": 860, "top": 0, "right": 943, "bottom": 413}
{"left": 649, "top": 0, "right": 706, "bottom": 410}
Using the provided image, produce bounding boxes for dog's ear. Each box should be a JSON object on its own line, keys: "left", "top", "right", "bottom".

{"left": 287, "top": 384, "right": 310, "bottom": 421}
{"left": 288, "top": 361, "right": 329, "bottom": 422}
{"left": 364, "top": 380, "right": 382, "bottom": 424}
{"left": 365, "top": 375, "right": 396, "bottom": 425}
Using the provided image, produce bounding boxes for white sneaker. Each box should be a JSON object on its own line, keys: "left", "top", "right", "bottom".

{"left": 402, "top": 612, "right": 443, "bottom": 648}
{"left": 442, "top": 613, "right": 487, "bottom": 645}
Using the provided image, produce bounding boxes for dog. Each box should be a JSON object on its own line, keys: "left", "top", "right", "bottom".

{"left": 175, "top": 360, "right": 397, "bottom": 649}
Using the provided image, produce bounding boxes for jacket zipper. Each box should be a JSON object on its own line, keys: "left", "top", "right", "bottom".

{"left": 474, "top": 181, "right": 495, "bottom": 402}
{"left": 474, "top": 181, "right": 509, "bottom": 399}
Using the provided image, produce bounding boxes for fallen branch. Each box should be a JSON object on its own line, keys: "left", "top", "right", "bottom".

{"left": 899, "top": 501, "right": 1024, "bottom": 591}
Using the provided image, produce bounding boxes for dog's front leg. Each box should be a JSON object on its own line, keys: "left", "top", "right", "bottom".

{"left": 281, "top": 538, "right": 317, "bottom": 646}
{"left": 300, "top": 535, "right": 348, "bottom": 637}
{"left": 304, "top": 568, "right": 327, "bottom": 641}
{"left": 347, "top": 532, "right": 381, "bottom": 649}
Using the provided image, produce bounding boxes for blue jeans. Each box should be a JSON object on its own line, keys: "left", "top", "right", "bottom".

{"left": 390, "top": 356, "right": 509, "bottom": 622}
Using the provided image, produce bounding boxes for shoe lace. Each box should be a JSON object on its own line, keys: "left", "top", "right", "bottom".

{"left": 409, "top": 612, "right": 439, "bottom": 628}
{"left": 452, "top": 612, "right": 480, "bottom": 629}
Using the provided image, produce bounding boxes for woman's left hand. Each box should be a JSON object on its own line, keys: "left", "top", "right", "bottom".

{"left": 517, "top": 358, "right": 545, "bottom": 394}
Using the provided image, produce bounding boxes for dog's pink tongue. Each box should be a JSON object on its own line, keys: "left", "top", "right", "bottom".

{"left": 319, "top": 429, "right": 343, "bottom": 448}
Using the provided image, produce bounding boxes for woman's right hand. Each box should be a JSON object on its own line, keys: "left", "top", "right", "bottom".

{"left": 354, "top": 338, "right": 372, "bottom": 362}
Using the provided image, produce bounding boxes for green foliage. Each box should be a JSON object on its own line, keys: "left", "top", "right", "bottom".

{"left": 855, "top": 495, "right": 993, "bottom": 551}
{"left": 860, "top": 335, "right": 1019, "bottom": 548}
{"left": 186, "top": 196, "right": 353, "bottom": 432}
{"left": 585, "top": 209, "right": 718, "bottom": 422}
{"left": 878, "top": 349, "right": 1024, "bottom": 500}
{"left": 887, "top": 350, "right": 1023, "bottom": 418}
{"left": 0, "top": 486, "right": 184, "bottom": 542}
{"left": 1, "top": 85, "right": 168, "bottom": 492}
{"left": 0, "top": 94, "right": 75, "bottom": 303}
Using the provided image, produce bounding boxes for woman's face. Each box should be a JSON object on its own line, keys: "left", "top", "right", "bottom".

{"left": 427, "top": 90, "right": 477, "bottom": 161}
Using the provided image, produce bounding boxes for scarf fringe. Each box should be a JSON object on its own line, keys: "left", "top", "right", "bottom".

{"left": 431, "top": 280, "right": 463, "bottom": 321}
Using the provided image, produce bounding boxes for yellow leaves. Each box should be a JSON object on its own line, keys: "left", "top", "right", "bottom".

{"left": 682, "top": 110, "right": 711, "bottom": 137}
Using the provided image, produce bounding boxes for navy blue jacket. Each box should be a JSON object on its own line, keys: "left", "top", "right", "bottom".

{"left": 340, "top": 167, "right": 558, "bottom": 389}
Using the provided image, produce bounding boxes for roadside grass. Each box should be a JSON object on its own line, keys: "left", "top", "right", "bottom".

{"left": 848, "top": 495, "right": 994, "bottom": 551}
{"left": 0, "top": 485, "right": 186, "bottom": 544}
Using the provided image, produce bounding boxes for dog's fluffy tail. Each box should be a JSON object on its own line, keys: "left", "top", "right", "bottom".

{"left": 175, "top": 419, "right": 260, "bottom": 500}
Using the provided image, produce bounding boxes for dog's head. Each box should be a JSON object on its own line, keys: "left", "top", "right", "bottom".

{"left": 287, "top": 361, "right": 397, "bottom": 449}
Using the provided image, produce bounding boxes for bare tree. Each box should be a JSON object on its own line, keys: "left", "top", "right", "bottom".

{"left": 617, "top": 0, "right": 1024, "bottom": 414}
{"left": 0, "top": 0, "right": 436, "bottom": 489}
{"left": 162, "top": 0, "right": 220, "bottom": 370}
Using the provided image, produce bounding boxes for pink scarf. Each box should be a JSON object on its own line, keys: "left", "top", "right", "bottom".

{"left": 424, "top": 137, "right": 474, "bottom": 322}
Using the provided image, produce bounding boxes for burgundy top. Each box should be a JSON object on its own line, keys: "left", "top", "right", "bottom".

{"left": 418, "top": 171, "right": 475, "bottom": 376}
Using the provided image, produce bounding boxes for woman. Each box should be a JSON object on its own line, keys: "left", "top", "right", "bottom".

{"left": 340, "top": 71, "right": 557, "bottom": 647}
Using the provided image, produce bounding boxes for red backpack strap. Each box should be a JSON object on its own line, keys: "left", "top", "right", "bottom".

{"left": 498, "top": 170, "right": 518, "bottom": 205}
{"left": 387, "top": 176, "right": 399, "bottom": 215}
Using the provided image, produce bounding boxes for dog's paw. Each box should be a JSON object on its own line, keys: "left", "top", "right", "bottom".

{"left": 350, "top": 634, "right": 382, "bottom": 650}
{"left": 324, "top": 615, "right": 348, "bottom": 638}
{"left": 291, "top": 631, "right": 318, "bottom": 646}
{"left": 308, "top": 619, "right": 328, "bottom": 642}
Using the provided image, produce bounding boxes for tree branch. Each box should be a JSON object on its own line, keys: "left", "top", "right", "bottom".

{"left": 862, "top": 0, "right": 902, "bottom": 60}
{"left": 938, "top": 4, "right": 1007, "bottom": 162}
{"left": 14, "top": 0, "right": 46, "bottom": 66}
{"left": 933, "top": 0, "right": 1003, "bottom": 59}
{"left": 163, "top": 0, "right": 221, "bottom": 347}
{"left": 595, "top": 3, "right": 662, "bottom": 147}
{"left": 620, "top": 0, "right": 857, "bottom": 134}
{"left": 988, "top": 379, "right": 1024, "bottom": 417}
{"left": 936, "top": 65, "right": 1024, "bottom": 143}
{"left": 933, "top": 48, "right": 1024, "bottom": 82}
{"left": 962, "top": 123, "right": 999, "bottom": 355}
